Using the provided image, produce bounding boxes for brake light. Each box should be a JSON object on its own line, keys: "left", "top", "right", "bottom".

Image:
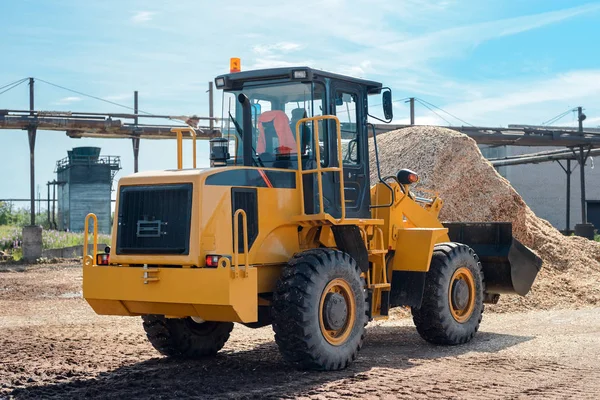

{"left": 206, "top": 255, "right": 220, "bottom": 267}
{"left": 96, "top": 253, "right": 110, "bottom": 265}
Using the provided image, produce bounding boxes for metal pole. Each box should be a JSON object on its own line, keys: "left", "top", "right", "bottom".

{"left": 52, "top": 183, "right": 57, "bottom": 230}
{"left": 409, "top": 97, "right": 415, "bottom": 125}
{"left": 47, "top": 182, "right": 51, "bottom": 227}
{"left": 28, "top": 78, "right": 36, "bottom": 226}
{"left": 579, "top": 145, "right": 587, "bottom": 224}
{"left": 566, "top": 159, "right": 571, "bottom": 232}
{"left": 208, "top": 82, "right": 214, "bottom": 131}
{"left": 132, "top": 91, "right": 140, "bottom": 173}
{"left": 578, "top": 107, "right": 584, "bottom": 135}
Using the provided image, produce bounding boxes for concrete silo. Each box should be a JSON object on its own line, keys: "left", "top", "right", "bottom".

{"left": 56, "top": 147, "right": 121, "bottom": 234}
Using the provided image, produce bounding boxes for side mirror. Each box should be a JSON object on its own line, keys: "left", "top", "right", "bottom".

{"left": 382, "top": 89, "right": 393, "bottom": 121}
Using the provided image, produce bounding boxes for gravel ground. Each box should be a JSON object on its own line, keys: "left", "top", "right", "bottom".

{"left": 2, "top": 263, "right": 600, "bottom": 399}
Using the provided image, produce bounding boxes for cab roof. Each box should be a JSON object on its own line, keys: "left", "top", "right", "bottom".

{"left": 215, "top": 67, "right": 383, "bottom": 94}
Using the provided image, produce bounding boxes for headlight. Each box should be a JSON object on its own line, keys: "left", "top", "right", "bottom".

{"left": 292, "top": 70, "right": 308, "bottom": 79}
{"left": 215, "top": 77, "right": 225, "bottom": 88}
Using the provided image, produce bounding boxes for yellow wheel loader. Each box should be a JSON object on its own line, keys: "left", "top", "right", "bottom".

{"left": 83, "top": 67, "right": 541, "bottom": 370}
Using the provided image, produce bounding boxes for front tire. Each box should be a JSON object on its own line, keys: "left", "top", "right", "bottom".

{"left": 272, "top": 248, "right": 368, "bottom": 370}
{"left": 412, "top": 243, "right": 484, "bottom": 345}
{"left": 142, "top": 315, "right": 233, "bottom": 358}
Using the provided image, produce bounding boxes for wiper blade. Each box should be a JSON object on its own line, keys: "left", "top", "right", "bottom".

{"left": 229, "top": 111, "right": 243, "bottom": 136}
{"left": 228, "top": 111, "right": 263, "bottom": 168}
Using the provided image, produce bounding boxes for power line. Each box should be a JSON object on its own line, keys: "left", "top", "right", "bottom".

{"left": 541, "top": 108, "right": 574, "bottom": 126}
{"left": 341, "top": 97, "right": 412, "bottom": 115}
{"left": 0, "top": 79, "right": 28, "bottom": 97}
{"left": 415, "top": 97, "right": 474, "bottom": 127}
{"left": 415, "top": 98, "right": 453, "bottom": 126}
{"left": 0, "top": 78, "right": 28, "bottom": 92}
{"left": 35, "top": 78, "right": 155, "bottom": 115}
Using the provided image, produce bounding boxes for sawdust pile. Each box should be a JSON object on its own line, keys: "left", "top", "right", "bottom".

{"left": 370, "top": 126, "right": 600, "bottom": 312}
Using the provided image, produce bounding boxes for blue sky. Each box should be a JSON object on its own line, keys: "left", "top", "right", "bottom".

{"left": 1, "top": 0, "right": 600, "bottom": 206}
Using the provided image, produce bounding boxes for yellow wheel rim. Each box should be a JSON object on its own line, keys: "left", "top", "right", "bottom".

{"left": 319, "top": 278, "right": 356, "bottom": 346}
{"left": 448, "top": 267, "right": 476, "bottom": 323}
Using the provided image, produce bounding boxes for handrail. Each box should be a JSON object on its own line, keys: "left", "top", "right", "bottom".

{"left": 83, "top": 213, "right": 98, "bottom": 267}
{"left": 233, "top": 209, "right": 249, "bottom": 278}
{"left": 171, "top": 127, "right": 197, "bottom": 169}
{"left": 295, "top": 115, "right": 346, "bottom": 222}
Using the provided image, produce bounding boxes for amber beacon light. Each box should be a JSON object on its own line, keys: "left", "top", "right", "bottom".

{"left": 230, "top": 57, "right": 241, "bottom": 73}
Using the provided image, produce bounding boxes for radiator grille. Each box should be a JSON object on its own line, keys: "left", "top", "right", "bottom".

{"left": 232, "top": 188, "right": 258, "bottom": 252}
{"left": 116, "top": 184, "right": 192, "bottom": 255}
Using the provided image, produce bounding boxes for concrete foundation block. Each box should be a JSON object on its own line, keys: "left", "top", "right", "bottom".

{"left": 23, "top": 225, "right": 43, "bottom": 262}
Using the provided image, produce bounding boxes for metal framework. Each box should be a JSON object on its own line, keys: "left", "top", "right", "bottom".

{"left": 0, "top": 79, "right": 221, "bottom": 226}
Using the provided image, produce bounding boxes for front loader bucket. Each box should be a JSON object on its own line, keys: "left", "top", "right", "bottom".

{"left": 443, "top": 222, "right": 542, "bottom": 296}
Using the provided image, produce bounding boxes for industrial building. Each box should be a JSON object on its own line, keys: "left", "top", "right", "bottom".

{"left": 481, "top": 145, "right": 600, "bottom": 233}
{"left": 56, "top": 147, "right": 121, "bottom": 234}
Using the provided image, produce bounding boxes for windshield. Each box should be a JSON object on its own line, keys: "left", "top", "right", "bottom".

{"left": 222, "top": 82, "right": 326, "bottom": 169}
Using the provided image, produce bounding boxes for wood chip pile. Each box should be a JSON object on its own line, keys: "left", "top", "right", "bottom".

{"left": 369, "top": 126, "right": 600, "bottom": 312}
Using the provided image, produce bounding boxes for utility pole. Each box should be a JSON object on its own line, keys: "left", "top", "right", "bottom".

{"left": 47, "top": 182, "right": 51, "bottom": 227}
{"left": 28, "top": 78, "right": 36, "bottom": 225}
{"left": 578, "top": 107, "right": 585, "bottom": 136}
{"left": 132, "top": 91, "right": 140, "bottom": 173}
{"left": 208, "top": 82, "right": 214, "bottom": 131}
{"left": 406, "top": 97, "right": 415, "bottom": 125}
{"left": 566, "top": 159, "right": 571, "bottom": 232}
{"left": 579, "top": 145, "right": 588, "bottom": 224}
{"left": 577, "top": 107, "right": 587, "bottom": 224}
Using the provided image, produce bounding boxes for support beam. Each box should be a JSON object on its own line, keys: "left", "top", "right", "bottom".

{"left": 578, "top": 145, "right": 591, "bottom": 224}
{"left": 490, "top": 148, "right": 600, "bottom": 167}
{"left": 132, "top": 90, "right": 140, "bottom": 173}
{"left": 208, "top": 82, "right": 214, "bottom": 131}
{"left": 28, "top": 78, "right": 37, "bottom": 226}
{"left": 567, "top": 159, "right": 571, "bottom": 232}
{"left": 52, "top": 183, "right": 57, "bottom": 230}
{"left": 408, "top": 98, "right": 415, "bottom": 125}
{"left": 557, "top": 160, "right": 573, "bottom": 232}
{"left": 46, "top": 182, "right": 51, "bottom": 227}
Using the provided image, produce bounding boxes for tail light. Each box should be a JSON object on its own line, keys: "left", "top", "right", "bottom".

{"left": 205, "top": 255, "right": 220, "bottom": 267}
{"left": 96, "top": 253, "right": 110, "bottom": 265}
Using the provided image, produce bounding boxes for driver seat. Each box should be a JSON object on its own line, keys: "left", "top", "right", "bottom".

{"left": 256, "top": 111, "right": 296, "bottom": 156}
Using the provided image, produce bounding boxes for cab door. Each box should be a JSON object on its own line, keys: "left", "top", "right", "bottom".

{"left": 331, "top": 83, "right": 370, "bottom": 219}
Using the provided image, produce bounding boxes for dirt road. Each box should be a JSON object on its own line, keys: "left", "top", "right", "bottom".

{"left": 1, "top": 263, "right": 600, "bottom": 399}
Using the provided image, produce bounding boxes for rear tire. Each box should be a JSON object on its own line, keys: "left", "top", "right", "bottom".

{"left": 412, "top": 243, "right": 484, "bottom": 345}
{"left": 142, "top": 315, "right": 233, "bottom": 358}
{"left": 272, "top": 248, "right": 368, "bottom": 370}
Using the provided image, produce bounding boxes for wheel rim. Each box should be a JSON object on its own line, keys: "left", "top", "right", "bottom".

{"left": 319, "top": 278, "right": 356, "bottom": 345}
{"left": 448, "top": 267, "right": 476, "bottom": 323}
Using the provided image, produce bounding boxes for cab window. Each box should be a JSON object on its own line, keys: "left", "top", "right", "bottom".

{"left": 335, "top": 91, "right": 359, "bottom": 165}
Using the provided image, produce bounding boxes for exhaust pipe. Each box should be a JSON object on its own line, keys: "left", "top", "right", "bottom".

{"left": 238, "top": 94, "right": 253, "bottom": 167}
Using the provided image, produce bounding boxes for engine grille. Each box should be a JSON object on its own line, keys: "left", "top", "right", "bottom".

{"left": 232, "top": 188, "right": 258, "bottom": 252}
{"left": 116, "top": 184, "right": 193, "bottom": 255}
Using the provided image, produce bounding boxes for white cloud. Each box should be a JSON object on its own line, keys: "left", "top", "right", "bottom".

{"left": 53, "top": 96, "right": 82, "bottom": 105}
{"left": 131, "top": 11, "right": 155, "bottom": 24}
{"left": 252, "top": 42, "right": 303, "bottom": 56}
{"left": 447, "top": 70, "right": 600, "bottom": 118}
{"left": 346, "top": 3, "right": 600, "bottom": 74}
{"left": 248, "top": 57, "right": 314, "bottom": 70}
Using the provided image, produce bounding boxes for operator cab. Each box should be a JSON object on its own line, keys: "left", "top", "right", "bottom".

{"left": 214, "top": 67, "right": 392, "bottom": 219}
